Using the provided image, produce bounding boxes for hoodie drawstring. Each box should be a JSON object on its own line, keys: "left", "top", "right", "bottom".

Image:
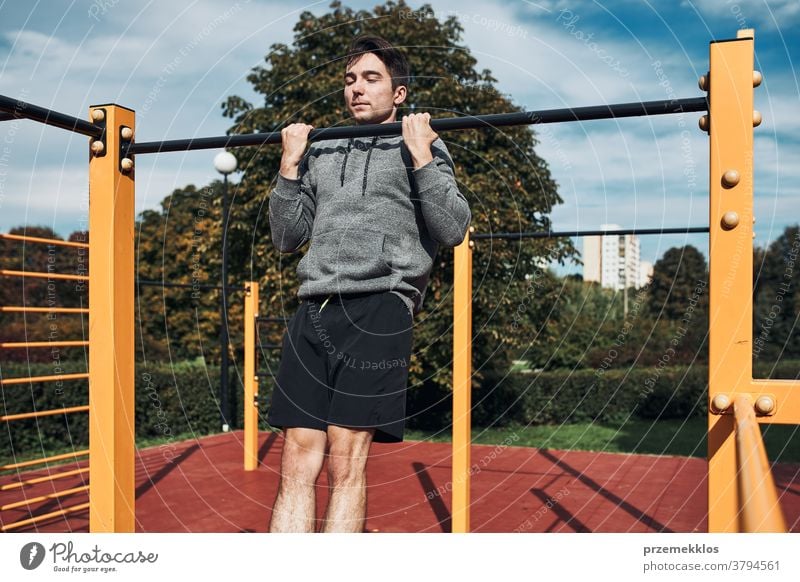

{"left": 339, "top": 136, "right": 379, "bottom": 196}
{"left": 361, "top": 136, "right": 378, "bottom": 196}
{"left": 339, "top": 137, "right": 353, "bottom": 187}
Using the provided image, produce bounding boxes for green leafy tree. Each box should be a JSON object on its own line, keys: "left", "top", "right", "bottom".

{"left": 753, "top": 224, "right": 800, "bottom": 362}
{"left": 222, "top": 0, "right": 576, "bottom": 394}
{"left": 648, "top": 245, "right": 708, "bottom": 321}
{"left": 135, "top": 183, "right": 228, "bottom": 364}
{"left": 0, "top": 226, "right": 88, "bottom": 364}
{"left": 641, "top": 245, "right": 709, "bottom": 366}
{"left": 536, "top": 278, "right": 623, "bottom": 370}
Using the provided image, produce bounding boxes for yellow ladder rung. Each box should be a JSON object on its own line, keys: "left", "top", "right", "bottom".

{"left": 1, "top": 449, "right": 89, "bottom": 471}
{"left": 1, "top": 405, "right": 89, "bottom": 422}
{"left": 1, "top": 372, "right": 89, "bottom": 386}
{"left": 1, "top": 502, "right": 90, "bottom": 532}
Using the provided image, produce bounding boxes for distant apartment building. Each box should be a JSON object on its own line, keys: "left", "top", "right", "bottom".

{"left": 639, "top": 260, "right": 654, "bottom": 288}
{"left": 583, "top": 224, "right": 651, "bottom": 289}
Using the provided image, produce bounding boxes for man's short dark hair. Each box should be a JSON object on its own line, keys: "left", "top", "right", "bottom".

{"left": 345, "top": 35, "right": 410, "bottom": 91}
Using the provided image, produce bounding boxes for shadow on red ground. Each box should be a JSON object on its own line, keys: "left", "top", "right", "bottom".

{"left": 3, "top": 431, "right": 799, "bottom": 533}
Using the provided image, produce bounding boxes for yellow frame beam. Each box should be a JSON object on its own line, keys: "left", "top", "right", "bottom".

{"left": 451, "top": 228, "right": 474, "bottom": 532}
{"left": 88, "top": 104, "right": 136, "bottom": 532}
{"left": 244, "top": 282, "right": 259, "bottom": 470}
{"left": 706, "top": 30, "right": 794, "bottom": 532}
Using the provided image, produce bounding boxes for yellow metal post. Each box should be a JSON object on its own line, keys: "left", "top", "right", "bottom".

{"left": 88, "top": 104, "right": 136, "bottom": 532}
{"left": 706, "top": 31, "right": 756, "bottom": 532}
{"left": 244, "top": 281, "right": 259, "bottom": 470}
{"left": 452, "top": 228, "right": 473, "bottom": 533}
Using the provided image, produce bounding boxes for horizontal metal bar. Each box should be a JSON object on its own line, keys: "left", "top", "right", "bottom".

{"left": 1, "top": 485, "right": 89, "bottom": 512}
{"left": 256, "top": 316, "right": 290, "bottom": 323}
{"left": 258, "top": 344, "right": 282, "bottom": 350}
{"left": 1, "top": 449, "right": 89, "bottom": 471}
{"left": 733, "top": 395, "right": 787, "bottom": 532}
{"left": 471, "top": 226, "right": 710, "bottom": 240}
{"left": 1, "top": 501, "right": 90, "bottom": 531}
{"left": 137, "top": 279, "right": 245, "bottom": 292}
{"left": 1, "top": 340, "right": 88, "bottom": 349}
{"left": 1, "top": 372, "right": 89, "bottom": 386}
{"left": 1, "top": 467, "right": 88, "bottom": 491}
{"left": 0, "top": 306, "right": 89, "bottom": 314}
{"left": 0, "top": 93, "right": 102, "bottom": 139}
{"left": 2, "top": 405, "right": 89, "bottom": 422}
{"left": 0, "top": 233, "right": 89, "bottom": 249}
{"left": 129, "top": 97, "right": 709, "bottom": 155}
{"left": 0, "top": 269, "right": 88, "bottom": 281}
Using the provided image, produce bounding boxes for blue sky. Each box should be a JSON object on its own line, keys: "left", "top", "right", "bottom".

{"left": 0, "top": 0, "right": 798, "bottom": 275}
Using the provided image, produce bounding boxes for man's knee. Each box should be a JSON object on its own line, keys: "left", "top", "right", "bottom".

{"left": 280, "top": 427, "right": 327, "bottom": 484}
{"left": 326, "top": 426, "right": 374, "bottom": 486}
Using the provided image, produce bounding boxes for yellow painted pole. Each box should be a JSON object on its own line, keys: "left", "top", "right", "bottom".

{"left": 452, "top": 227, "right": 473, "bottom": 533}
{"left": 244, "top": 281, "right": 259, "bottom": 470}
{"left": 706, "top": 30, "right": 756, "bottom": 532}
{"left": 733, "top": 395, "right": 787, "bottom": 532}
{"left": 88, "top": 104, "right": 136, "bottom": 532}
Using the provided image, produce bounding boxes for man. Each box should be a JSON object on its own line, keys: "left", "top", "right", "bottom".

{"left": 267, "top": 35, "right": 471, "bottom": 533}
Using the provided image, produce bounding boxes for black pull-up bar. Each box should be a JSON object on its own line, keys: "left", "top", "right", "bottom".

{"left": 0, "top": 93, "right": 707, "bottom": 155}
{"left": 128, "top": 97, "right": 708, "bottom": 155}
{"left": 0, "top": 94, "right": 103, "bottom": 139}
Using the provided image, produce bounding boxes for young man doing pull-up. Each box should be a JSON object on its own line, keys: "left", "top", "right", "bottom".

{"left": 267, "top": 35, "right": 471, "bottom": 533}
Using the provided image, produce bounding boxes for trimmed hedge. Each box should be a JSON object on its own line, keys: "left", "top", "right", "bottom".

{"left": 1, "top": 361, "right": 233, "bottom": 462}
{"left": 410, "top": 360, "right": 800, "bottom": 429}
{"left": 3, "top": 359, "right": 799, "bottom": 460}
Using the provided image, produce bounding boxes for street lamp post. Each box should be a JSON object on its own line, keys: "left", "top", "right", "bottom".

{"left": 214, "top": 151, "right": 237, "bottom": 432}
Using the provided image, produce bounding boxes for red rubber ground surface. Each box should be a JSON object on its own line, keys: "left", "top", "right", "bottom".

{"left": 3, "top": 431, "right": 799, "bottom": 533}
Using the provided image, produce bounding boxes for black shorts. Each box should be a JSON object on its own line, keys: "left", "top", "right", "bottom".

{"left": 266, "top": 290, "right": 414, "bottom": 443}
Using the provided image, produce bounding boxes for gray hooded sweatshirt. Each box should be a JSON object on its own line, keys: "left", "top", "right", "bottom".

{"left": 269, "top": 133, "right": 471, "bottom": 318}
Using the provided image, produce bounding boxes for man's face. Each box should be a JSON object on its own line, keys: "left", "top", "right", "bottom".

{"left": 344, "top": 52, "right": 406, "bottom": 124}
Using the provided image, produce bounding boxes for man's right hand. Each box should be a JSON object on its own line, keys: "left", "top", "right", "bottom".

{"left": 279, "top": 123, "right": 314, "bottom": 180}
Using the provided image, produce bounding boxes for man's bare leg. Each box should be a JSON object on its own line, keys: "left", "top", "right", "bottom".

{"left": 269, "top": 427, "right": 327, "bottom": 532}
{"left": 320, "top": 425, "right": 375, "bottom": 533}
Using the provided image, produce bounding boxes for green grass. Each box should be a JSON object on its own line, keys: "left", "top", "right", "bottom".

{"left": 407, "top": 418, "right": 800, "bottom": 464}
{"left": 0, "top": 431, "right": 205, "bottom": 473}
{"left": 4, "top": 420, "right": 799, "bottom": 471}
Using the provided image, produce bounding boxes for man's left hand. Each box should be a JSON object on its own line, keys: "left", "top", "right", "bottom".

{"left": 402, "top": 112, "right": 437, "bottom": 169}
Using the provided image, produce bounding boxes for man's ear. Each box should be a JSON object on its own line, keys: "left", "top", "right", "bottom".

{"left": 393, "top": 85, "right": 408, "bottom": 107}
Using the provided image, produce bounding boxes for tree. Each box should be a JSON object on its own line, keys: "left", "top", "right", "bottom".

{"left": 535, "top": 277, "right": 623, "bottom": 370}
{"left": 638, "top": 245, "right": 709, "bottom": 366}
{"left": 135, "top": 183, "right": 228, "bottom": 364}
{"left": 647, "top": 245, "right": 708, "bottom": 321}
{"left": 0, "top": 226, "right": 88, "bottom": 363}
{"left": 753, "top": 224, "right": 800, "bottom": 362}
{"left": 221, "top": 0, "right": 576, "bottom": 393}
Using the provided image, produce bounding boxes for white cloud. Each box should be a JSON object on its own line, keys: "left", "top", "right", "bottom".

{"left": 1, "top": 0, "right": 798, "bottom": 266}
{"left": 0, "top": 0, "right": 312, "bottom": 234}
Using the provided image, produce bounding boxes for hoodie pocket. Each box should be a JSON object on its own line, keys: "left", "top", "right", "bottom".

{"left": 297, "top": 228, "right": 392, "bottom": 283}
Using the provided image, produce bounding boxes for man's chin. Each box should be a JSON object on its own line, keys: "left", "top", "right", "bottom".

{"left": 350, "top": 109, "right": 392, "bottom": 125}
{"left": 352, "top": 112, "right": 376, "bottom": 124}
